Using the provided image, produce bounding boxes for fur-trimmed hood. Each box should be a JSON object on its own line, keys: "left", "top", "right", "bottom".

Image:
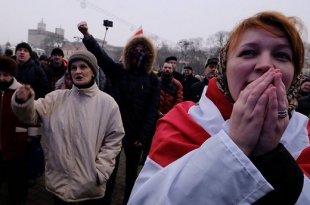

{"left": 122, "top": 35, "right": 156, "bottom": 73}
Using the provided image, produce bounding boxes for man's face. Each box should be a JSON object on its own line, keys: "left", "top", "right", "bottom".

{"left": 134, "top": 44, "right": 144, "bottom": 53}
{"left": 162, "top": 63, "right": 173, "bottom": 74}
{"left": 0, "top": 71, "right": 13, "bottom": 82}
{"left": 183, "top": 68, "right": 192, "bottom": 77}
{"left": 132, "top": 44, "right": 146, "bottom": 68}
{"left": 301, "top": 81, "right": 310, "bottom": 93}
{"left": 51, "top": 54, "right": 63, "bottom": 67}
{"left": 40, "top": 59, "right": 49, "bottom": 67}
{"left": 204, "top": 63, "right": 217, "bottom": 80}
{"left": 167, "top": 60, "right": 177, "bottom": 70}
{"left": 15, "top": 48, "right": 31, "bottom": 63}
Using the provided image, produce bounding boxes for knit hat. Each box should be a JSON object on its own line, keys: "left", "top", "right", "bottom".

{"left": 68, "top": 50, "right": 98, "bottom": 76}
{"left": 39, "top": 54, "right": 49, "bottom": 61}
{"left": 183, "top": 66, "right": 193, "bottom": 70}
{"left": 0, "top": 56, "right": 17, "bottom": 77}
{"left": 15, "top": 42, "right": 32, "bottom": 54}
{"left": 51, "top": 47, "right": 64, "bottom": 57}
{"left": 165, "top": 56, "right": 177, "bottom": 62}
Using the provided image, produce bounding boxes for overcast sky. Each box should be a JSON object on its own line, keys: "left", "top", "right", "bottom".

{"left": 1, "top": 0, "right": 310, "bottom": 47}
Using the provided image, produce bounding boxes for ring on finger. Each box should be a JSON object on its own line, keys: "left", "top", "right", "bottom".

{"left": 278, "top": 110, "right": 288, "bottom": 119}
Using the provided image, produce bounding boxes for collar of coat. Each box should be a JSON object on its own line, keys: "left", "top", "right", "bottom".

{"left": 71, "top": 83, "right": 99, "bottom": 97}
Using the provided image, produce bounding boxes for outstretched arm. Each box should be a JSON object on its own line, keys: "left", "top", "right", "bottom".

{"left": 77, "top": 21, "right": 122, "bottom": 80}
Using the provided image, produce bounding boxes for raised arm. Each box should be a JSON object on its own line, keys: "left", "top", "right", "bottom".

{"left": 77, "top": 21, "right": 123, "bottom": 79}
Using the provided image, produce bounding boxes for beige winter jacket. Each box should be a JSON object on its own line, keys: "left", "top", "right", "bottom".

{"left": 11, "top": 83, "right": 124, "bottom": 202}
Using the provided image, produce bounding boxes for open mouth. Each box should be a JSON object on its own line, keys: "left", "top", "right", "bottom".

{"left": 74, "top": 76, "right": 83, "bottom": 80}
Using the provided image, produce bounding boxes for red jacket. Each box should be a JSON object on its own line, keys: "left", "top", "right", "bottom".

{"left": 159, "top": 78, "right": 183, "bottom": 116}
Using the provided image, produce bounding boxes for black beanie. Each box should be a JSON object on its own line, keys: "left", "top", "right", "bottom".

{"left": 15, "top": 42, "right": 32, "bottom": 54}
{"left": 165, "top": 56, "right": 177, "bottom": 62}
{"left": 51, "top": 47, "right": 64, "bottom": 57}
{"left": 0, "top": 56, "right": 17, "bottom": 77}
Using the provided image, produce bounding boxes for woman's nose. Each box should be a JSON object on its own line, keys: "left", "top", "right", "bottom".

{"left": 74, "top": 67, "right": 82, "bottom": 72}
{"left": 254, "top": 52, "right": 274, "bottom": 73}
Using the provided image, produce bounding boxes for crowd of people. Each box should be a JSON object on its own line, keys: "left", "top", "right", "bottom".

{"left": 0, "top": 10, "right": 309, "bottom": 205}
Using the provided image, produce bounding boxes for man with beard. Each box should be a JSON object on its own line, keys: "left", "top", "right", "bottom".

{"left": 164, "top": 56, "right": 183, "bottom": 82}
{"left": 77, "top": 21, "right": 160, "bottom": 205}
{"left": 158, "top": 62, "right": 183, "bottom": 118}
{"left": 190, "top": 57, "right": 218, "bottom": 102}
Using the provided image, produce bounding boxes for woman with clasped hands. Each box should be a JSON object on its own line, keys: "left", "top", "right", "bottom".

{"left": 12, "top": 50, "right": 125, "bottom": 204}
{"left": 128, "top": 11, "right": 310, "bottom": 205}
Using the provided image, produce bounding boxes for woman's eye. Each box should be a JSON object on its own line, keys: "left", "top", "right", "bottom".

{"left": 274, "top": 52, "right": 292, "bottom": 62}
{"left": 239, "top": 50, "right": 257, "bottom": 58}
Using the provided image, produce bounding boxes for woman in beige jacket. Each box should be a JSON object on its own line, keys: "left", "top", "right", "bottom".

{"left": 11, "top": 50, "right": 125, "bottom": 204}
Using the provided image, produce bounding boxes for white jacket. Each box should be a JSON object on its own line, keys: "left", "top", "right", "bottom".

{"left": 128, "top": 83, "right": 310, "bottom": 205}
{"left": 12, "top": 84, "right": 124, "bottom": 202}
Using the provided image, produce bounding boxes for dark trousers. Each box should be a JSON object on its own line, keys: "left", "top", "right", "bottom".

{"left": 53, "top": 195, "right": 105, "bottom": 205}
{"left": 122, "top": 144, "right": 142, "bottom": 205}
{"left": 0, "top": 155, "right": 28, "bottom": 205}
{"left": 101, "top": 152, "right": 121, "bottom": 205}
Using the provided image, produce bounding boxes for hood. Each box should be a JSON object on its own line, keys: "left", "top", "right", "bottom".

{"left": 122, "top": 35, "right": 156, "bottom": 73}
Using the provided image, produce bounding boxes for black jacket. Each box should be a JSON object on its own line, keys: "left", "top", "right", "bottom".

{"left": 83, "top": 36, "right": 160, "bottom": 147}
{"left": 296, "top": 93, "right": 310, "bottom": 117}
{"left": 181, "top": 75, "right": 200, "bottom": 101}
{"left": 190, "top": 78, "right": 209, "bottom": 102}
{"left": 16, "top": 59, "right": 49, "bottom": 99}
{"left": 44, "top": 62, "right": 67, "bottom": 91}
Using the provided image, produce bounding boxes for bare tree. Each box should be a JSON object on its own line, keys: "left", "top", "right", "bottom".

{"left": 206, "top": 31, "right": 229, "bottom": 57}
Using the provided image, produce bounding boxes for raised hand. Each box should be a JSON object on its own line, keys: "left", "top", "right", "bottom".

{"left": 229, "top": 68, "right": 277, "bottom": 156}
{"left": 15, "top": 85, "right": 32, "bottom": 103}
{"left": 252, "top": 70, "right": 289, "bottom": 156}
{"left": 77, "top": 21, "right": 90, "bottom": 37}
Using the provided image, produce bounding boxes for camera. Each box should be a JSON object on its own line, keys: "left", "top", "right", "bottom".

{"left": 103, "top": 20, "right": 113, "bottom": 27}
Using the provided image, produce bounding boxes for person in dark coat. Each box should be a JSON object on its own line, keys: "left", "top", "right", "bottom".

{"left": 190, "top": 57, "right": 218, "bottom": 102}
{"left": 181, "top": 66, "right": 199, "bottom": 101}
{"left": 296, "top": 77, "right": 310, "bottom": 117}
{"left": 44, "top": 47, "right": 68, "bottom": 91}
{"left": 14, "top": 42, "right": 48, "bottom": 182}
{"left": 38, "top": 54, "right": 50, "bottom": 71}
{"left": 165, "top": 56, "right": 183, "bottom": 82}
{"left": 296, "top": 93, "right": 310, "bottom": 117}
{"left": 15, "top": 42, "right": 49, "bottom": 99}
{"left": 0, "top": 56, "right": 30, "bottom": 205}
{"left": 78, "top": 21, "right": 160, "bottom": 205}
